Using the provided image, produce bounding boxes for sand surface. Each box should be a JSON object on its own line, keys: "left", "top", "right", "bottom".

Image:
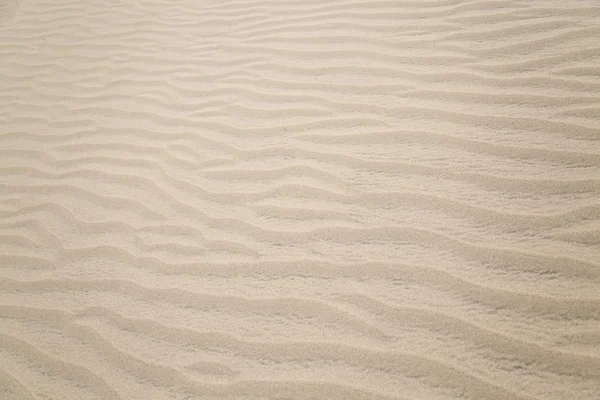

{"left": 1, "top": 0, "right": 600, "bottom": 399}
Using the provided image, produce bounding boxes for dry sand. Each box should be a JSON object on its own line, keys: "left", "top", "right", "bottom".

{"left": 1, "top": 0, "right": 600, "bottom": 399}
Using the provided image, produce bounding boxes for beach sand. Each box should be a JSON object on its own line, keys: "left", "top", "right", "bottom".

{"left": 1, "top": 0, "right": 599, "bottom": 399}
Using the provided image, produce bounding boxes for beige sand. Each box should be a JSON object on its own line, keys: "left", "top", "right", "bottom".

{"left": 1, "top": 0, "right": 600, "bottom": 399}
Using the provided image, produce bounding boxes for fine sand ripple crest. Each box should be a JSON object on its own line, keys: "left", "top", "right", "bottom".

{"left": 0, "top": 0, "right": 19, "bottom": 26}
{"left": 1, "top": 0, "right": 600, "bottom": 399}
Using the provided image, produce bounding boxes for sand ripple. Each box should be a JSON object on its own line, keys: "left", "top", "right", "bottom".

{"left": 1, "top": 0, "right": 600, "bottom": 399}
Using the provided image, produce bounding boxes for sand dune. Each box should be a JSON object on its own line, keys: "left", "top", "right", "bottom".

{"left": 1, "top": 0, "right": 599, "bottom": 399}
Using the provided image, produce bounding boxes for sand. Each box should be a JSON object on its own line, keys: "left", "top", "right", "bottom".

{"left": 1, "top": 0, "right": 599, "bottom": 399}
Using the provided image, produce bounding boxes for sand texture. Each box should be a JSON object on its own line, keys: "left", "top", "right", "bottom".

{"left": 1, "top": 0, "right": 600, "bottom": 399}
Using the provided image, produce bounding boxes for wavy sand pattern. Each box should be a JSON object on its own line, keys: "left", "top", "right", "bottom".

{"left": 1, "top": 0, "right": 600, "bottom": 399}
